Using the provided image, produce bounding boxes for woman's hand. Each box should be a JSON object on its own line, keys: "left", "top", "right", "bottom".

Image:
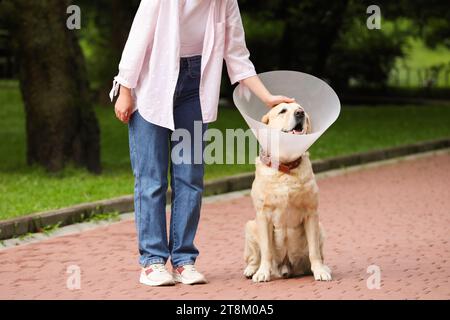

{"left": 263, "top": 95, "right": 296, "bottom": 108}
{"left": 114, "top": 86, "right": 133, "bottom": 124}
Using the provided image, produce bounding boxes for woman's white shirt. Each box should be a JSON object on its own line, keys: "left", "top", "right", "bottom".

{"left": 110, "top": 0, "right": 257, "bottom": 130}
{"left": 179, "top": 0, "right": 210, "bottom": 57}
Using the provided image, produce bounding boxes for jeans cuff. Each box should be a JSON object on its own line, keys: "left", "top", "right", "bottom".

{"left": 141, "top": 258, "right": 166, "bottom": 268}
{"left": 172, "top": 260, "right": 195, "bottom": 268}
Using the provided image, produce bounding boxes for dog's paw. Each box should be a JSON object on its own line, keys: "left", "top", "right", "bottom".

{"left": 280, "top": 264, "right": 290, "bottom": 278}
{"left": 244, "top": 265, "right": 258, "bottom": 278}
{"left": 312, "top": 264, "right": 332, "bottom": 281}
{"left": 252, "top": 266, "right": 271, "bottom": 283}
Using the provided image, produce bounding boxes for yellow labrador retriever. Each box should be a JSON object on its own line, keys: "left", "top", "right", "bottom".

{"left": 244, "top": 102, "right": 332, "bottom": 282}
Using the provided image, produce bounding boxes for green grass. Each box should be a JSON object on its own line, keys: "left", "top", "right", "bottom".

{"left": 400, "top": 38, "right": 450, "bottom": 70}
{"left": 380, "top": 19, "right": 450, "bottom": 88}
{"left": 39, "top": 221, "right": 62, "bottom": 236}
{"left": 390, "top": 38, "right": 450, "bottom": 88}
{"left": 86, "top": 211, "right": 121, "bottom": 223}
{"left": 389, "top": 38, "right": 450, "bottom": 88}
{"left": 1, "top": 81, "right": 450, "bottom": 220}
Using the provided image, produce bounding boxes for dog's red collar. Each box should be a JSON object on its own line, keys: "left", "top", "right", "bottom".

{"left": 259, "top": 150, "right": 302, "bottom": 174}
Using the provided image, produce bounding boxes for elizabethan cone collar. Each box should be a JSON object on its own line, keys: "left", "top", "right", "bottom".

{"left": 233, "top": 71, "right": 341, "bottom": 163}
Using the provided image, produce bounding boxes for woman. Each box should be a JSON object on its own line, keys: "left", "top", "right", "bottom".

{"left": 110, "top": 0, "right": 294, "bottom": 286}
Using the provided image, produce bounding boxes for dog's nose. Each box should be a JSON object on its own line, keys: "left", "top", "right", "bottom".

{"left": 294, "top": 110, "right": 305, "bottom": 118}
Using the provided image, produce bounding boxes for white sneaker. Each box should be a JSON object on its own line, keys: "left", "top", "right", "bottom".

{"left": 173, "top": 264, "right": 208, "bottom": 285}
{"left": 139, "top": 263, "right": 175, "bottom": 286}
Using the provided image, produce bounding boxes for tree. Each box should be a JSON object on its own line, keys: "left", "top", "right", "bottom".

{"left": 1, "top": 0, "right": 101, "bottom": 173}
{"left": 377, "top": 0, "right": 450, "bottom": 48}
{"left": 239, "top": 0, "right": 406, "bottom": 90}
{"left": 277, "top": 0, "right": 350, "bottom": 78}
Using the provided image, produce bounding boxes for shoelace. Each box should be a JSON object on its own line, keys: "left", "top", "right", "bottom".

{"left": 150, "top": 264, "right": 167, "bottom": 272}
{"left": 183, "top": 265, "right": 197, "bottom": 272}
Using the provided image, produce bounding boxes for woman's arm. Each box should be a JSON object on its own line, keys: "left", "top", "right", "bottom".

{"left": 112, "top": 0, "right": 159, "bottom": 123}
{"left": 224, "top": 0, "right": 295, "bottom": 108}
{"left": 223, "top": 0, "right": 256, "bottom": 86}
{"left": 240, "top": 75, "right": 295, "bottom": 108}
{"left": 113, "top": 0, "right": 159, "bottom": 93}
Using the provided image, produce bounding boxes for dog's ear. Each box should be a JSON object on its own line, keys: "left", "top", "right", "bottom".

{"left": 261, "top": 114, "right": 270, "bottom": 124}
{"left": 305, "top": 114, "right": 312, "bottom": 134}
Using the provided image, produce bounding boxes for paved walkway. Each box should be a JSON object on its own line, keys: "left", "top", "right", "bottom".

{"left": 1, "top": 152, "right": 449, "bottom": 300}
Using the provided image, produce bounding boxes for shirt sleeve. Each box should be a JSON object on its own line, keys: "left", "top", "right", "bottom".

{"left": 109, "top": 0, "right": 159, "bottom": 101}
{"left": 224, "top": 0, "right": 257, "bottom": 86}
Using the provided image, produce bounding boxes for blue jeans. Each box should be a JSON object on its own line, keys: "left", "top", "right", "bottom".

{"left": 128, "top": 55, "right": 207, "bottom": 268}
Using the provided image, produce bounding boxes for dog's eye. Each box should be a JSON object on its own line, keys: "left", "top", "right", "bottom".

{"left": 278, "top": 109, "right": 287, "bottom": 115}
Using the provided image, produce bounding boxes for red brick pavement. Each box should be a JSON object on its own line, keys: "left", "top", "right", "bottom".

{"left": 0, "top": 153, "right": 449, "bottom": 299}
